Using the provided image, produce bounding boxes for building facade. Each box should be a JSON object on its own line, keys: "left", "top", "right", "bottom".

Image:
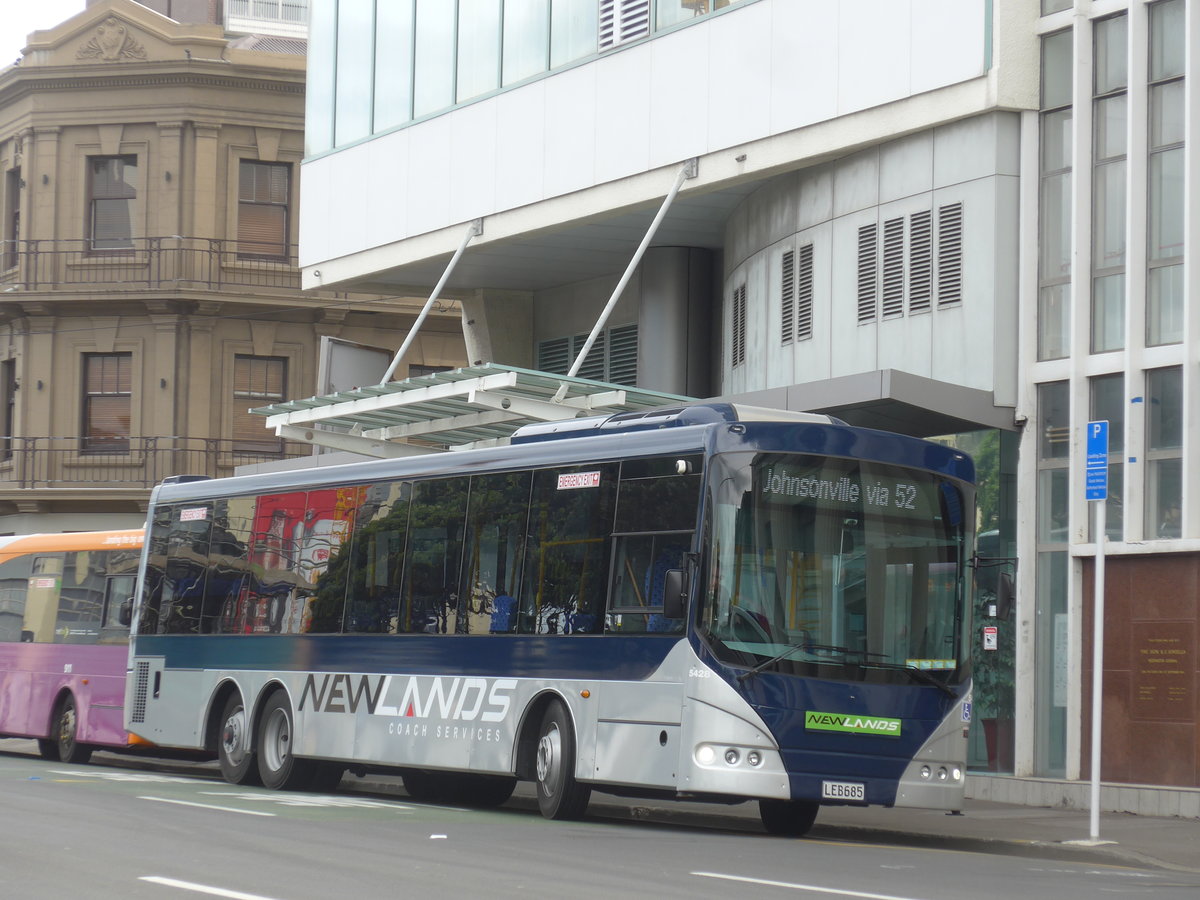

{"left": 0, "top": 0, "right": 466, "bottom": 534}
{"left": 302, "top": 0, "right": 1194, "bottom": 811}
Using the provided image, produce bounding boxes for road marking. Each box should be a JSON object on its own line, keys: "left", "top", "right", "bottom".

{"left": 140, "top": 876, "right": 284, "bottom": 900}
{"left": 198, "top": 790, "right": 413, "bottom": 810}
{"left": 693, "top": 871, "right": 930, "bottom": 900}
{"left": 138, "top": 796, "right": 276, "bottom": 817}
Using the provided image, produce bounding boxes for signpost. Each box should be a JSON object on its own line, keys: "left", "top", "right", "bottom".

{"left": 1085, "top": 421, "right": 1108, "bottom": 842}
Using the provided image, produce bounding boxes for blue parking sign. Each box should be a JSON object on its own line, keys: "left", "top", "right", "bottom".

{"left": 1086, "top": 420, "right": 1108, "bottom": 501}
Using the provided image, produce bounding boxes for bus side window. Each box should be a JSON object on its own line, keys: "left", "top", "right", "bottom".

{"left": 160, "top": 503, "right": 213, "bottom": 634}
{"left": 521, "top": 464, "right": 618, "bottom": 635}
{"left": 56, "top": 550, "right": 103, "bottom": 644}
{"left": 0, "top": 555, "right": 30, "bottom": 642}
{"left": 202, "top": 495, "right": 255, "bottom": 634}
{"left": 401, "top": 478, "right": 469, "bottom": 634}
{"left": 101, "top": 573, "right": 137, "bottom": 640}
{"left": 24, "top": 554, "right": 64, "bottom": 643}
{"left": 343, "top": 481, "right": 408, "bottom": 634}
{"left": 140, "top": 506, "right": 173, "bottom": 634}
{"left": 460, "top": 471, "right": 530, "bottom": 635}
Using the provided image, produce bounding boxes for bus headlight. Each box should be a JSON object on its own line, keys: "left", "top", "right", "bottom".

{"left": 697, "top": 745, "right": 716, "bottom": 765}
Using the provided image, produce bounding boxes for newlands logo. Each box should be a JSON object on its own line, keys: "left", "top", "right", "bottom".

{"left": 298, "top": 673, "right": 516, "bottom": 723}
{"left": 805, "top": 710, "right": 902, "bottom": 737}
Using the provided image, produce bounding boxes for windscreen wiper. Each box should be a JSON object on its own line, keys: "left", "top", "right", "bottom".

{"left": 736, "top": 641, "right": 812, "bottom": 682}
{"left": 858, "top": 659, "right": 957, "bottom": 698}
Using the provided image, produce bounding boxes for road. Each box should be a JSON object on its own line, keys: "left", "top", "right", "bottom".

{"left": 2, "top": 743, "right": 1198, "bottom": 899}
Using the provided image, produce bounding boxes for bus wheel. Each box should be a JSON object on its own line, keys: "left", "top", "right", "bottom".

{"left": 54, "top": 695, "right": 92, "bottom": 765}
{"left": 218, "top": 693, "right": 260, "bottom": 786}
{"left": 36, "top": 738, "right": 60, "bottom": 761}
{"left": 534, "top": 700, "right": 590, "bottom": 820}
{"left": 256, "top": 691, "right": 311, "bottom": 791}
{"left": 759, "top": 799, "right": 819, "bottom": 836}
{"left": 306, "top": 762, "right": 345, "bottom": 794}
{"left": 401, "top": 770, "right": 452, "bottom": 802}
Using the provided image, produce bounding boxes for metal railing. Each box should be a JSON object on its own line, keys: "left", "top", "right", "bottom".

{"left": 0, "top": 436, "right": 309, "bottom": 490}
{"left": 0, "top": 237, "right": 304, "bottom": 293}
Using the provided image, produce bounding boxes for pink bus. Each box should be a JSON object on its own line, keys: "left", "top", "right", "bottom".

{"left": 0, "top": 530, "right": 144, "bottom": 763}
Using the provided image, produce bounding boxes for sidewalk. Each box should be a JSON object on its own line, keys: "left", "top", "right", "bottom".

{"left": 341, "top": 774, "right": 1200, "bottom": 874}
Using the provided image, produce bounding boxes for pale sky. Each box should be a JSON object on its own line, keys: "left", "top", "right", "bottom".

{"left": 3, "top": 2, "right": 88, "bottom": 67}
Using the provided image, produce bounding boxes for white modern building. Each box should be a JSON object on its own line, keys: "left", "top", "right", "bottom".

{"left": 295, "top": 0, "right": 1198, "bottom": 814}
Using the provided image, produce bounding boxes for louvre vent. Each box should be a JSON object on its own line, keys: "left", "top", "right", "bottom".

{"left": 131, "top": 660, "right": 150, "bottom": 724}
{"left": 607, "top": 323, "right": 638, "bottom": 385}
{"left": 908, "top": 210, "right": 933, "bottom": 313}
{"left": 537, "top": 336, "right": 571, "bottom": 375}
{"left": 599, "top": 0, "right": 650, "bottom": 50}
{"left": 732, "top": 284, "right": 747, "bottom": 366}
{"left": 857, "top": 223, "right": 878, "bottom": 324}
{"left": 937, "top": 201, "right": 964, "bottom": 307}
{"left": 882, "top": 217, "right": 905, "bottom": 318}
{"left": 572, "top": 331, "right": 607, "bottom": 381}
{"left": 780, "top": 250, "right": 795, "bottom": 344}
{"left": 796, "top": 243, "right": 814, "bottom": 340}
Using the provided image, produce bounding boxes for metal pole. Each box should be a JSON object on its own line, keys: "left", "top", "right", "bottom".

{"left": 382, "top": 218, "right": 483, "bottom": 383}
{"left": 1089, "top": 498, "right": 1106, "bottom": 841}
{"left": 557, "top": 158, "right": 698, "bottom": 396}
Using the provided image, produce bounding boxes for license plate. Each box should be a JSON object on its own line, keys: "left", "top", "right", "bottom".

{"left": 821, "top": 780, "right": 865, "bottom": 801}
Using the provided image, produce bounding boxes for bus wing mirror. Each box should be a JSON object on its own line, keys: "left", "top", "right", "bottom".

{"left": 663, "top": 568, "right": 687, "bottom": 619}
{"left": 119, "top": 598, "right": 133, "bottom": 627}
{"left": 997, "top": 572, "right": 1014, "bottom": 620}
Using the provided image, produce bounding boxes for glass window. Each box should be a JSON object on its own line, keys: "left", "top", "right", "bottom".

{"left": 88, "top": 156, "right": 138, "bottom": 251}
{"left": 1093, "top": 15, "right": 1128, "bottom": 95}
{"left": 414, "top": 1, "right": 456, "bottom": 117}
{"left": 1092, "top": 160, "right": 1126, "bottom": 270}
{"left": 1034, "top": 549, "right": 1068, "bottom": 776}
{"left": 1091, "top": 273, "right": 1125, "bottom": 354}
{"left": 1149, "top": 0, "right": 1185, "bottom": 81}
{"left": 1148, "top": 147, "right": 1184, "bottom": 261}
{"left": 1089, "top": 373, "right": 1124, "bottom": 540}
{"left": 237, "top": 162, "right": 290, "bottom": 259}
{"left": 305, "top": 0, "right": 336, "bottom": 155}
{"left": 461, "top": 471, "right": 531, "bottom": 634}
{"left": 457, "top": 0, "right": 502, "bottom": 102}
{"left": 82, "top": 352, "right": 132, "bottom": 453}
{"left": 520, "top": 463, "right": 618, "bottom": 634}
{"left": 402, "top": 478, "right": 469, "bottom": 634}
{"left": 345, "top": 482, "right": 410, "bottom": 633}
{"left": 1147, "top": 264, "right": 1184, "bottom": 346}
{"left": 1038, "top": 172, "right": 1072, "bottom": 281}
{"left": 1041, "top": 30, "right": 1073, "bottom": 110}
{"left": 1041, "top": 0, "right": 1071, "bottom": 14}
{"left": 158, "top": 502, "right": 214, "bottom": 635}
{"left": 3, "top": 167, "right": 18, "bottom": 268}
{"left": 607, "top": 533, "right": 688, "bottom": 633}
{"left": 503, "top": 0, "right": 549, "bottom": 86}
{"left": 1038, "top": 283, "right": 1071, "bottom": 361}
{"left": 1150, "top": 80, "right": 1185, "bottom": 149}
{"left": 613, "top": 455, "right": 702, "bottom": 533}
{"left": 334, "top": 0, "right": 374, "bottom": 145}
{"left": 1145, "top": 367, "right": 1182, "bottom": 539}
{"left": 202, "top": 495, "right": 255, "bottom": 634}
{"left": 1037, "top": 468, "right": 1069, "bottom": 544}
{"left": 1038, "top": 381, "right": 1070, "bottom": 460}
{"left": 550, "top": 0, "right": 598, "bottom": 68}
{"left": 232, "top": 356, "right": 286, "bottom": 452}
{"left": 374, "top": 0, "right": 415, "bottom": 132}
{"left": 285, "top": 488, "right": 359, "bottom": 634}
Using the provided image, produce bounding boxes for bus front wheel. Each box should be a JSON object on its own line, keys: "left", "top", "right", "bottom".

{"left": 256, "top": 691, "right": 314, "bottom": 791}
{"left": 52, "top": 695, "right": 92, "bottom": 765}
{"left": 759, "top": 799, "right": 819, "bottom": 836}
{"left": 218, "top": 693, "right": 260, "bottom": 785}
{"left": 534, "top": 700, "right": 590, "bottom": 820}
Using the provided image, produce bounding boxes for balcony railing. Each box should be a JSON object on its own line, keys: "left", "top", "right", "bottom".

{"left": 0, "top": 436, "right": 309, "bottom": 490}
{"left": 0, "top": 237, "right": 305, "bottom": 293}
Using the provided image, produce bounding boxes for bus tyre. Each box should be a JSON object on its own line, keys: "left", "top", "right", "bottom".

{"left": 218, "top": 693, "right": 261, "bottom": 786}
{"left": 759, "top": 799, "right": 819, "bottom": 837}
{"left": 53, "top": 695, "right": 92, "bottom": 765}
{"left": 534, "top": 700, "right": 590, "bottom": 820}
{"left": 256, "top": 691, "right": 313, "bottom": 791}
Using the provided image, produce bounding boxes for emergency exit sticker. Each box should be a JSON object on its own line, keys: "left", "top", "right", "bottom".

{"left": 557, "top": 471, "right": 601, "bottom": 490}
{"left": 983, "top": 626, "right": 998, "bottom": 651}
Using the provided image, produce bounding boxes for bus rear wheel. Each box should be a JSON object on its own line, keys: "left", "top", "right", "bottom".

{"left": 759, "top": 799, "right": 819, "bottom": 836}
{"left": 53, "top": 695, "right": 92, "bottom": 765}
{"left": 534, "top": 700, "right": 590, "bottom": 820}
{"left": 257, "top": 691, "right": 315, "bottom": 791}
{"left": 218, "top": 693, "right": 260, "bottom": 785}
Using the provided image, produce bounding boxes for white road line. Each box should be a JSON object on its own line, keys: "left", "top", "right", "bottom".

{"left": 138, "top": 796, "right": 276, "bottom": 817}
{"left": 692, "top": 871, "right": 931, "bottom": 900}
{"left": 140, "top": 876, "right": 284, "bottom": 900}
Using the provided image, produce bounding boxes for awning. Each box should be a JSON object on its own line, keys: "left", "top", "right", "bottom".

{"left": 251, "top": 363, "right": 694, "bottom": 458}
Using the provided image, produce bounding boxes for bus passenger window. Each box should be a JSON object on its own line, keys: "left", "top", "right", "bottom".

{"left": 343, "top": 481, "right": 409, "bottom": 634}
{"left": 460, "top": 471, "right": 530, "bottom": 636}
{"left": 401, "top": 478, "right": 468, "bottom": 634}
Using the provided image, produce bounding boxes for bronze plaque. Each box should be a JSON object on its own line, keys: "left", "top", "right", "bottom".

{"left": 1131, "top": 622, "right": 1194, "bottom": 721}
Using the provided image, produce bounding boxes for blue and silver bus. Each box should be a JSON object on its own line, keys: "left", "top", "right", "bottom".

{"left": 125, "top": 403, "right": 974, "bottom": 835}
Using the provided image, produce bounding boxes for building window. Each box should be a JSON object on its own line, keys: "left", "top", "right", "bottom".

{"left": 1038, "top": 30, "right": 1072, "bottom": 361}
{"left": 1, "top": 358, "right": 14, "bottom": 461}
{"left": 88, "top": 156, "right": 138, "bottom": 251}
{"left": 238, "top": 162, "right": 291, "bottom": 259}
{"left": 1147, "top": 0, "right": 1185, "bottom": 347}
{"left": 3, "top": 168, "right": 18, "bottom": 269}
{"left": 1089, "top": 373, "right": 1124, "bottom": 541}
{"left": 233, "top": 355, "right": 286, "bottom": 452}
{"left": 1091, "top": 14, "right": 1126, "bottom": 354}
{"left": 82, "top": 353, "right": 132, "bottom": 453}
{"left": 1145, "top": 366, "right": 1182, "bottom": 538}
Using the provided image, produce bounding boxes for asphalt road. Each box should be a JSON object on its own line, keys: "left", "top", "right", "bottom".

{"left": 3, "top": 745, "right": 1198, "bottom": 900}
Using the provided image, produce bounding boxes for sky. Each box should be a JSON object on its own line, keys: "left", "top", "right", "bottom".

{"left": 3, "top": 2, "right": 88, "bottom": 68}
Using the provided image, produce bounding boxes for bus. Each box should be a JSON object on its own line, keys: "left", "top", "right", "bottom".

{"left": 125, "top": 403, "right": 975, "bottom": 834}
{"left": 0, "top": 529, "right": 144, "bottom": 763}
